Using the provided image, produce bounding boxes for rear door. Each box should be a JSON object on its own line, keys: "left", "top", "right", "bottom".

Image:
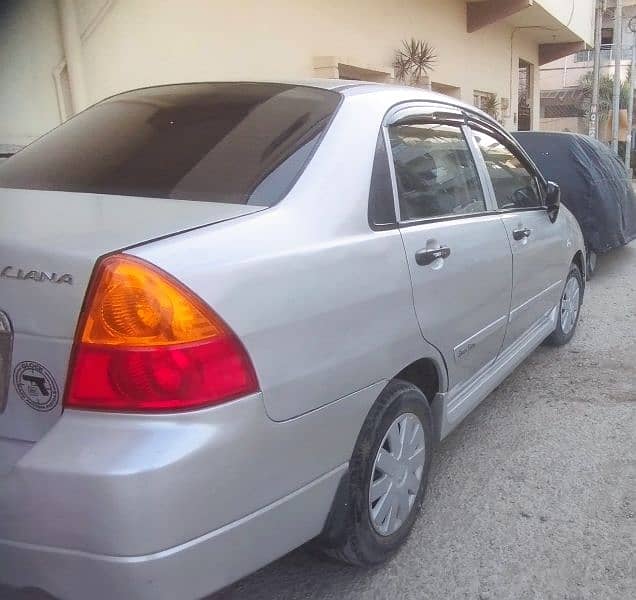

{"left": 385, "top": 105, "right": 513, "bottom": 389}
{"left": 469, "top": 123, "right": 564, "bottom": 347}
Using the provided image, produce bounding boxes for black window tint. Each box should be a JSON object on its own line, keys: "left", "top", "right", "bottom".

{"left": 471, "top": 129, "right": 542, "bottom": 210}
{"left": 368, "top": 130, "right": 396, "bottom": 227}
{"left": 388, "top": 122, "right": 486, "bottom": 221}
{"left": 0, "top": 83, "right": 341, "bottom": 205}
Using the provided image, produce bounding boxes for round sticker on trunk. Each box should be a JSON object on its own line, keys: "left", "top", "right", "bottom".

{"left": 13, "top": 361, "right": 59, "bottom": 412}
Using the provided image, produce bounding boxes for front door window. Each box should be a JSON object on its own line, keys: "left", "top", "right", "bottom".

{"left": 470, "top": 129, "right": 542, "bottom": 210}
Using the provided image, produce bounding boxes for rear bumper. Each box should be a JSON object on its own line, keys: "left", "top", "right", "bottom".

{"left": 0, "top": 464, "right": 345, "bottom": 600}
{"left": 0, "top": 384, "right": 382, "bottom": 598}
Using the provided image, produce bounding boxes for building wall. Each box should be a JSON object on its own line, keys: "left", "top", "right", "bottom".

{"left": 84, "top": 0, "right": 543, "bottom": 124}
{"left": 541, "top": 3, "right": 636, "bottom": 90}
{"left": 0, "top": 0, "right": 590, "bottom": 148}
{"left": 0, "top": 0, "right": 64, "bottom": 148}
{"left": 540, "top": 115, "right": 586, "bottom": 132}
{"left": 541, "top": 57, "right": 631, "bottom": 90}
{"left": 535, "top": 0, "right": 595, "bottom": 45}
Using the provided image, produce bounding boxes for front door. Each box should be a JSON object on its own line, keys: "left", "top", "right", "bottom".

{"left": 470, "top": 125, "right": 564, "bottom": 346}
{"left": 386, "top": 113, "right": 513, "bottom": 389}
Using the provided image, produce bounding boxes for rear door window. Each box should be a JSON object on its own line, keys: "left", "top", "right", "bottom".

{"left": 0, "top": 83, "right": 341, "bottom": 205}
{"left": 388, "top": 122, "right": 487, "bottom": 221}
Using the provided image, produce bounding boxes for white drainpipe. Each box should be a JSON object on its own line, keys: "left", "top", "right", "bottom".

{"left": 57, "top": 0, "right": 88, "bottom": 113}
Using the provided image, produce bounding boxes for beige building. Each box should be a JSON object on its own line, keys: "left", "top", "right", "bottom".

{"left": 540, "top": 0, "right": 636, "bottom": 135}
{"left": 542, "top": 0, "right": 636, "bottom": 89}
{"left": 0, "top": 0, "right": 594, "bottom": 155}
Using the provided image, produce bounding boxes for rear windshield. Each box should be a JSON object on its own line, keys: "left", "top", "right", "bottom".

{"left": 0, "top": 82, "right": 341, "bottom": 205}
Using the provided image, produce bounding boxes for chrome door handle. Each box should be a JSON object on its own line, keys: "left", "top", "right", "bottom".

{"left": 415, "top": 246, "right": 451, "bottom": 266}
{"left": 512, "top": 227, "right": 532, "bottom": 241}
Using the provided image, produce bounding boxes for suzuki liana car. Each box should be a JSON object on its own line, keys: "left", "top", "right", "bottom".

{"left": 0, "top": 81, "right": 584, "bottom": 600}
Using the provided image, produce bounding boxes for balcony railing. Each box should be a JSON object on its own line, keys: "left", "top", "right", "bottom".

{"left": 574, "top": 44, "right": 633, "bottom": 63}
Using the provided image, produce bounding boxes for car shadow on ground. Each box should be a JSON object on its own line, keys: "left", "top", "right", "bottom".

{"left": 591, "top": 244, "right": 636, "bottom": 284}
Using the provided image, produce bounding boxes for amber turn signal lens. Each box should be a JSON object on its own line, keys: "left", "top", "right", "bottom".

{"left": 81, "top": 255, "right": 222, "bottom": 346}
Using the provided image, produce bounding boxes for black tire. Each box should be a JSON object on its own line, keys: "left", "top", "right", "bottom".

{"left": 314, "top": 380, "right": 433, "bottom": 566}
{"left": 545, "top": 263, "right": 583, "bottom": 346}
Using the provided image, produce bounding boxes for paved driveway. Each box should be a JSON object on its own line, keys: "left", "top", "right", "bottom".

{"left": 213, "top": 245, "right": 635, "bottom": 600}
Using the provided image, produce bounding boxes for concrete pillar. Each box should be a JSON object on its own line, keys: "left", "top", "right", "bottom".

{"left": 57, "top": 0, "right": 88, "bottom": 113}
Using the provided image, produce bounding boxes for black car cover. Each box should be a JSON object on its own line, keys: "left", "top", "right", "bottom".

{"left": 512, "top": 131, "right": 636, "bottom": 253}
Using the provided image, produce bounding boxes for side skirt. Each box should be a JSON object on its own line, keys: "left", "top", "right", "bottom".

{"left": 431, "top": 305, "right": 558, "bottom": 441}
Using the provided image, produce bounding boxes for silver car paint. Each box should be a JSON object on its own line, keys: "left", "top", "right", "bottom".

{"left": 0, "top": 383, "right": 383, "bottom": 556}
{"left": 2, "top": 464, "right": 346, "bottom": 600}
{"left": 0, "top": 384, "right": 380, "bottom": 600}
{"left": 398, "top": 214, "right": 513, "bottom": 389}
{"left": 131, "top": 91, "right": 449, "bottom": 422}
{"left": 0, "top": 188, "right": 264, "bottom": 442}
{"left": 499, "top": 208, "right": 567, "bottom": 347}
{"left": 0, "top": 82, "right": 585, "bottom": 599}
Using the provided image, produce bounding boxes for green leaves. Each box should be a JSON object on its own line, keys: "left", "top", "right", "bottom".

{"left": 578, "top": 70, "right": 631, "bottom": 121}
{"left": 394, "top": 38, "right": 437, "bottom": 85}
{"left": 480, "top": 94, "right": 500, "bottom": 119}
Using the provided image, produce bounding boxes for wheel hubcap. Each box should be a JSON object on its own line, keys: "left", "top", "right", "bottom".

{"left": 560, "top": 276, "right": 580, "bottom": 335}
{"left": 369, "top": 413, "right": 426, "bottom": 536}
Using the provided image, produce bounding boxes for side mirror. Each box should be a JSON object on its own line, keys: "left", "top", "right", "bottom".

{"left": 546, "top": 181, "right": 560, "bottom": 223}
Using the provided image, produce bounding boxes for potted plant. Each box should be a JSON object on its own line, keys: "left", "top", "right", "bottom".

{"left": 393, "top": 38, "right": 437, "bottom": 89}
{"left": 480, "top": 94, "right": 500, "bottom": 121}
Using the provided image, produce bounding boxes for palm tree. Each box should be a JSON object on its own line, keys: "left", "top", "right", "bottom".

{"left": 578, "top": 71, "right": 630, "bottom": 122}
{"left": 480, "top": 94, "right": 500, "bottom": 120}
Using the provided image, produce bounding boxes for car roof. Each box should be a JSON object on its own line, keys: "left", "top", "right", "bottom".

{"left": 102, "top": 79, "right": 497, "bottom": 122}
{"left": 280, "top": 79, "right": 503, "bottom": 126}
{"left": 306, "top": 78, "right": 484, "bottom": 106}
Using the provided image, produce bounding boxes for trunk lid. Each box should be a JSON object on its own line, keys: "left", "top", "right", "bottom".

{"left": 0, "top": 188, "right": 264, "bottom": 442}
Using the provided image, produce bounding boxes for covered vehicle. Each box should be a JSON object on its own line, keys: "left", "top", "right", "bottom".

{"left": 512, "top": 131, "right": 636, "bottom": 274}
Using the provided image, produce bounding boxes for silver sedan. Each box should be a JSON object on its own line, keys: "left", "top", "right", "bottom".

{"left": 0, "top": 80, "right": 585, "bottom": 599}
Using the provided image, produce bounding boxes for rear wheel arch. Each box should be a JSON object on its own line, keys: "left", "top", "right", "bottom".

{"left": 392, "top": 357, "right": 444, "bottom": 404}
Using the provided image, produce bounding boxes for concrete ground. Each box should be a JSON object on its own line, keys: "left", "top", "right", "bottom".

{"left": 3, "top": 245, "right": 635, "bottom": 600}
{"left": 212, "top": 245, "right": 636, "bottom": 600}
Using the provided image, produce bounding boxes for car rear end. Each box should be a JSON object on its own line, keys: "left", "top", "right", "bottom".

{"left": 0, "top": 82, "right": 353, "bottom": 599}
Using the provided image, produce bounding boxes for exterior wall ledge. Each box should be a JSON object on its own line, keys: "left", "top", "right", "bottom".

{"left": 312, "top": 56, "right": 392, "bottom": 81}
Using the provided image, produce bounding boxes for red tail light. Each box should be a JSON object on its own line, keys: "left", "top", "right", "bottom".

{"left": 64, "top": 255, "right": 258, "bottom": 412}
